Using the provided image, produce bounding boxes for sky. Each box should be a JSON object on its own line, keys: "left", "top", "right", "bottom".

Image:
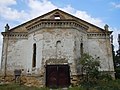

{"left": 0, "top": 0, "right": 120, "bottom": 64}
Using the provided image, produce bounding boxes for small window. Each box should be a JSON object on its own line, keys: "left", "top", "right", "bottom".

{"left": 80, "top": 43, "right": 83, "bottom": 56}
{"left": 32, "top": 43, "right": 36, "bottom": 68}
{"left": 54, "top": 15, "right": 60, "bottom": 19}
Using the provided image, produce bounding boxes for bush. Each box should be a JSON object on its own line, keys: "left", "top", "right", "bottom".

{"left": 79, "top": 79, "right": 120, "bottom": 90}
{"left": 98, "top": 73, "right": 113, "bottom": 82}
{"left": 80, "top": 53, "right": 100, "bottom": 84}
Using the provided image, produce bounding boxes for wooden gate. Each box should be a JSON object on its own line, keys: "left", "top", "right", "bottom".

{"left": 46, "top": 65, "right": 70, "bottom": 88}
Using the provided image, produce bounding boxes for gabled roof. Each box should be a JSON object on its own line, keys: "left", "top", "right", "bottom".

{"left": 5, "top": 9, "right": 111, "bottom": 33}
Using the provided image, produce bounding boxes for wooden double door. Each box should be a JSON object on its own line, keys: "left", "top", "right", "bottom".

{"left": 46, "top": 65, "right": 70, "bottom": 88}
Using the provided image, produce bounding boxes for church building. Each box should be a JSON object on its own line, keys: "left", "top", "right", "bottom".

{"left": 0, "top": 9, "right": 114, "bottom": 87}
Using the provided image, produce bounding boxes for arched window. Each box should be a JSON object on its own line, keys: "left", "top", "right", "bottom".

{"left": 32, "top": 43, "right": 36, "bottom": 67}
{"left": 56, "top": 40, "right": 61, "bottom": 57}
{"left": 80, "top": 43, "right": 83, "bottom": 56}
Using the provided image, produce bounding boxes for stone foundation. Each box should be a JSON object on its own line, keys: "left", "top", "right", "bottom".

{"left": 0, "top": 75, "right": 80, "bottom": 87}
{"left": 21, "top": 76, "right": 44, "bottom": 87}
{"left": 0, "top": 75, "right": 44, "bottom": 87}
{"left": 70, "top": 75, "right": 80, "bottom": 86}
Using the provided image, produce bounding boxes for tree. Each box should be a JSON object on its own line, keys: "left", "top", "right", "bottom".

{"left": 112, "top": 37, "right": 120, "bottom": 79}
{"left": 80, "top": 53, "right": 100, "bottom": 83}
{"left": 114, "top": 49, "right": 120, "bottom": 79}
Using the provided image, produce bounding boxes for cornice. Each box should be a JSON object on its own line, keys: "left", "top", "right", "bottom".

{"left": 26, "top": 19, "right": 89, "bottom": 32}
{"left": 1, "top": 32, "right": 28, "bottom": 39}
{"left": 87, "top": 32, "right": 111, "bottom": 39}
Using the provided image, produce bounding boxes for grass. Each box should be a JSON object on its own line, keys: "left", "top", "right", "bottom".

{"left": 0, "top": 80, "right": 120, "bottom": 90}
{"left": 68, "top": 79, "right": 120, "bottom": 90}
{"left": 0, "top": 84, "right": 49, "bottom": 90}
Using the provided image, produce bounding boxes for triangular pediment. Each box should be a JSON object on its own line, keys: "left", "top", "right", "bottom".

{"left": 4, "top": 9, "right": 111, "bottom": 33}
{"left": 39, "top": 9, "right": 74, "bottom": 20}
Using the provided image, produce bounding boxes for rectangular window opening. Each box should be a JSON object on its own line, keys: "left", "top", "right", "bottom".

{"left": 32, "top": 43, "right": 36, "bottom": 68}
{"left": 54, "top": 15, "right": 60, "bottom": 19}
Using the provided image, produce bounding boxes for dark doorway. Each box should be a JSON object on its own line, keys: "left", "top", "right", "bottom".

{"left": 46, "top": 65, "right": 70, "bottom": 88}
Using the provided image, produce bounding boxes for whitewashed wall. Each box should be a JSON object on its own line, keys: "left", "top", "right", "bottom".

{"left": 1, "top": 28, "right": 114, "bottom": 76}
{"left": 87, "top": 37, "right": 114, "bottom": 72}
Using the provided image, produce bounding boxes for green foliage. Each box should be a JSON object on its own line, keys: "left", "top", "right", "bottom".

{"left": 0, "top": 84, "right": 49, "bottom": 90}
{"left": 69, "top": 79, "right": 120, "bottom": 90}
{"left": 0, "top": 80, "right": 120, "bottom": 90}
{"left": 98, "top": 73, "right": 112, "bottom": 82}
{"left": 80, "top": 53, "right": 100, "bottom": 83}
{"left": 68, "top": 86, "right": 84, "bottom": 90}
{"left": 114, "top": 55, "right": 120, "bottom": 79}
{"left": 111, "top": 43, "right": 120, "bottom": 79}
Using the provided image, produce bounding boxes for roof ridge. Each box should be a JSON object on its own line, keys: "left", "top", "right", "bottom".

{"left": 8, "top": 9, "right": 106, "bottom": 32}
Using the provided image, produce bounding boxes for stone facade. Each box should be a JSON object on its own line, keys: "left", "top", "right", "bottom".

{"left": 0, "top": 9, "right": 114, "bottom": 86}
